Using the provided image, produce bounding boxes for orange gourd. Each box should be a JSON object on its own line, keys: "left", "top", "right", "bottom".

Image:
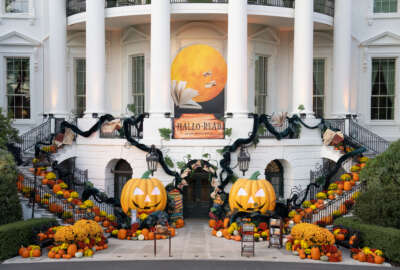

{"left": 336, "top": 234, "right": 345, "bottom": 241}
{"left": 63, "top": 191, "right": 70, "bottom": 199}
{"left": 103, "top": 220, "right": 110, "bottom": 227}
{"left": 19, "top": 246, "right": 26, "bottom": 256}
{"left": 374, "top": 255, "right": 385, "bottom": 264}
{"left": 299, "top": 249, "right": 306, "bottom": 259}
{"left": 209, "top": 219, "right": 216, "bottom": 228}
{"left": 311, "top": 247, "right": 321, "bottom": 260}
{"left": 21, "top": 248, "right": 29, "bottom": 258}
{"left": 93, "top": 206, "right": 100, "bottom": 216}
{"left": 55, "top": 254, "right": 61, "bottom": 259}
{"left": 63, "top": 254, "right": 72, "bottom": 259}
{"left": 175, "top": 219, "right": 184, "bottom": 228}
{"left": 53, "top": 184, "right": 62, "bottom": 194}
{"left": 168, "top": 227, "right": 176, "bottom": 237}
{"left": 148, "top": 232, "right": 155, "bottom": 240}
{"left": 67, "top": 244, "right": 77, "bottom": 257}
{"left": 293, "top": 214, "right": 302, "bottom": 223}
{"left": 103, "top": 244, "right": 108, "bottom": 249}
{"left": 48, "top": 251, "right": 56, "bottom": 258}
{"left": 58, "top": 249, "right": 65, "bottom": 255}
{"left": 358, "top": 252, "right": 366, "bottom": 262}
{"left": 32, "top": 249, "right": 41, "bottom": 257}
{"left": 343, "top": 181, "right": 352, "bottom": 191}
{"left": 141, "top": 228, "right": 149, "bottom": 237}
{"left": 337, "top": 183, "right": 344, "bottom": 190}
{"left": 118, "top": 229, "right": 127, "bottom": 240}
{"left": 42, "top": 178, "right": 48, "bottom": 185}
{"left": 211, "top": 229, "right": 217, "bottom": 236}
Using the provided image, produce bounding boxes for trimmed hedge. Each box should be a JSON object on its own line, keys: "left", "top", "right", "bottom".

{"left": 0, "top": 218, "right": 58, "bottom": 260}
{"left": 334, "top": 217, "right": 400, "bottom": 264}
{"left": 0, "top": 149, "right": 22, "bottom": 225}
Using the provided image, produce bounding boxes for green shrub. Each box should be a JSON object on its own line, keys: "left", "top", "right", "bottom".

{"left": 0, "top": 218, "right": 58, "bottom": 260}
{"left": 334, "top": 217, "right": 400, "bottom": 264}
{"left": 360, "top": 139, "right": 399, "bottom": 188}
{"left": 0, "top": 108, "right": 19, "bottom": 149}
{"left": 354, "top": 186, "right": 400, "bottom": 229}
{"left": 0, "top": 149, "right": 22, "bottom": 225}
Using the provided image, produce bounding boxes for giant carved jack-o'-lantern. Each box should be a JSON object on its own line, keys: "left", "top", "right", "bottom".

{"left": 120, "top": 171, "right": 167, "bottom": 214}
{"left": 229, "top": 171, "right": 276, "bottom": 214}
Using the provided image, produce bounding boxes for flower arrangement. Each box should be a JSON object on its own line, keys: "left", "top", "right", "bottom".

{"left": 302, "top": 200, "right": 312, "bottom": 208}
{"left": 340, "top": 174, "right": 351, "bottom": 181}
{"left": 316, "top": 192, "right": 327, "bottom": 200}
{"left": 291, "top": 223, "right": 335, "bottom": 246}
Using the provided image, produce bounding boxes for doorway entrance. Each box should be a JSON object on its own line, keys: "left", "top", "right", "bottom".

{"left": 265, "top": 160, "right": 284, "bottom": 199}
{"left": 183, "top": 168, "right": 212, "bottom": 219}
{"left": 113, "top": 160, "right": 133, "bottom": 202}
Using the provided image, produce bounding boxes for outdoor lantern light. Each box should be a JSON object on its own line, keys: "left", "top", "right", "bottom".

{"left": 238, "top": 145, "right": 250, "bottom": 176}
{"left": 146, "top": 145, "right": 159, "bottom": 175}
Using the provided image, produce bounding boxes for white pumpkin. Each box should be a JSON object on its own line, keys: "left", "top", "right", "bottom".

{"left": 216, "top": 231, "right": 223, "bottom": 238}
{"left": 138, "top": 234, "right": 145, "bottom": 241}
{"left": 75, "top": 252, "right": 83, "bottom": 258}
{"left": 233, "top": 230, "right": 239, "bottom": 236}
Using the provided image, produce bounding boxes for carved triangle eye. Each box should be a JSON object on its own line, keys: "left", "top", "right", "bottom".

{"left": 133, "top": 187, "right": 144, "bottom": 195}
{"left": 151, "top": 187, "right": 161, "bottom": 195}
{"left": 237, "top": 188, "right": 247, "bottom": 196}
{"left": 255, "top": 189, "right": 265, "bottom": 197}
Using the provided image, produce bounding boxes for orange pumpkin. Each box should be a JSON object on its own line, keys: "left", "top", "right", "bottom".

{"left": 94, "top": 216, "right": 101, "bottom": 222}
{"left": 311, "top": 247, "right": 320, "bottom": 260}
{"left": 21, "top": 249, "right": 30, "bottom": 258}
{"left": 58, "top": 249, "right": 65, "bottom": 255}
{"left": 42, "top": 178, "right": 49, "bottom": 185}
{"left": 223, "top": 218, "right": 230, "bottom": 228}
{"left": 118, "top": 229, "right": 127, "bottom": 240}
{"left": 63, "top": 191, "right": 70, "bottom": 199}
{"left": 209, "top": 219, "right": 216, "bottom": 228}
{"left": 293, "top": 214, "right": 302, "bottom": 223}
{"left": 337, "top": 183, "right": 344, "bottom": 190}
{"left": 48, "top": 251, "right": 56, "bottom": 258}
{"left": 53, "top": 184, "right": 62, "bottom": 194}
{"left": 374, "top": 255, "right": 385, "bottom": 264}
{"left": 67, "top": 244, "right": 77, "bottom": 257}
{"left": 103, "top": 244, "right": 108, "bottom": 249}
{"left": 32, "top": 249, "right": 41, "bottom": 257}
{"left": 62, "top": 254, "right": 72, "bottom": 259}
{"left": 352, "top": 173, "right": 359, "bottom": 181}
{"left": 339, "top": 204, "right": 347, "bottom": 214}
{"left": 175, "top": 219, "right": 184, "bottom": 228}
{"left": 168, "top": 227, "right": 176, "bottom": 237}
{"left": 336, "top": 233, "right": 345, "bottom": 241}
{"left": 211, "top": 229, "right": 217, "bottom": 236}
{"left": 343, "top": 181, "right": 352, "bottom": 191}
{"left": 19, "top": 246, "right": 27, "bottom": 256}
{"left": 103, "top": 220, "right": 110, "bottom": 227}
{"left": 299, "top": 249, "right": 306, "bottom": 259}
{"left": 55, "top": 254, "right": 61, "bottom": 259}
{"left": 92, "top": 206, "right": 100, "bottom": 216}
{"left": 141, "top": 228, "right": 149, "bottom": 236}
{"left": 358, "top": 252, "right": 366, "bottom": 262}
{"left": 148, "top": 232, "right": 155, "bottom": 240}
{"left": 328, "top": 194, "right": 335, "bottom": 200}
{"left": 336, "top": 189, "right": 343, "bottom": 196}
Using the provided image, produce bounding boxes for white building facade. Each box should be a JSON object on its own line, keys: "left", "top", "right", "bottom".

{"left": 1, "top": 0, "right": 399, "bottom": 210}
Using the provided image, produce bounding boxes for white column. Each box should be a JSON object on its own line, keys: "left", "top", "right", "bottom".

{"left": 226, "top": 0, "right": 248, "bottom": 117}
{"left": 332, "top": 0, "right": 352, "bottom": 117}
{"left": 292, "top": 0, "right": 314, "bottom": 115}
{"left": 85, "top": 0, "right": 106, "bottom": 116}
{"left": 48, "top": 0, "right": 67, "bottom": 117}
{"left": 149, "top": 0, "right": 171, "bottom": 117}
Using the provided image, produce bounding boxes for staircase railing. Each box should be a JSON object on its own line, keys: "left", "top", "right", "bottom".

{"left": 17, "top": 119, "right": 51, "bottom": 153}
{"left": 304, "top": 182, "right": 366, "bottom": 224}
{"left": 348, "top": 119, "right": 390, "bottom": 154}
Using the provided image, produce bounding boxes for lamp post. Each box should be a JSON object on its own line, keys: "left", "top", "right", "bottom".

{"left": 146, "top": 145, "right": 159, "bottom": 176}
{"left": 238, "top": 145, "right": 250, "bottom": 176}
{"left": 32, "top": 160, "right": 51, "bottom": 218}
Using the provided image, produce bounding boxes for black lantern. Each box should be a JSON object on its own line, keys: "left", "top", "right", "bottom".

{"left": 238, "top": 145, "right": 250, "bottom": 176}
{"left": 146, "top": 145, "right": 159, "bottom": 175}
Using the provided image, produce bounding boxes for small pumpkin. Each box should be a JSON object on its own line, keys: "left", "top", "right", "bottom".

{"left": 75, "top": 251, "right": 83, "bottom": 258}
{"left": 336, "top": 233, "right": 345, "bottom": 241}
{"left": 209, "top": 219, "right": 216, "bottom": 228}
{"left": 358, "top": 252, "right": 366, "bottom": 262}
{"left": 120, "top": 171, "right": 167, "bottom": 214}
{"left": 321, "top": 255, "right": 328, "bottom": 261}
{"left": 228, "top": 171, "right": 276, "bottom": 214}
{"left": 293, "top": 214, "right": 302, "bottom": 223}
{"left": 67, "top": 244, "right": 77, "bottom": 257}
{"left": 311, "top": 246, "right": 320, "bottom": 260}
{"left": 48, "top": 251, "right": 56, "bottom": 258}
{"left": 63, "top": 254, "right": 72, "bottom": 259}
{"left": 53, "top": 184, "right": 62, "bottom": 194}
{"left": 32, "top": 249, "right": 41, "bottom": 257}
{"left": 21, "top": 248, "right": 29, "bottom": 258}
{"left": 175, "top": 219, "right": 184, "bottom": 228}
{"left": 343, "top": 181, "right": 352, "bottom": 191}
{"left": 118, "top": 229, "right": 127, "bottom": 240}
{"left": 63, "top": 191, "right": 71, "bottom": 199}
{"left": 374, "top": 255, "right": 385, "bottom": 264}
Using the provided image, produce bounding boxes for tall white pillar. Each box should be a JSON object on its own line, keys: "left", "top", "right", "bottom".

{"left": 226, "top": 0, "right": 248, "bottom": 117}
{"left": 332, "top": 0, "right": 352, "bottom": 117}
{"left": 143, "top": 0, "right": 171, "bottom": 140}
{"left": 85, "top": 0, "right": 106, "bottom": 117}
{"left": 48, "top": 0, "right": 67, "bottom": 117}
{"left": 292, "top": 0, "right": 314, "bottom": 115}
{"left": 149, "top": 0, "right": 171, "bottom": 117}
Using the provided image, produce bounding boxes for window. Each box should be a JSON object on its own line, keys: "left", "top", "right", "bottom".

{"left": 5, "top": 0, "right": 29, "bottom": 13}
{"left": 75, "top": 59, "right": 86, "bottom": 116}
{"left": 313, "top": 59, "right": 325, "bottom": 118}
{"left": 374, "top": 0, "right": 398, "bottom": 13}
{"left": 131, "top": 55, "right": 145, "bottom": 114}
{"left": 255, "top": 55, "right": 268, "bottom": 114}
{"left": 6, "top": 57, "right": 30, "bottom": 119}
{"left": 371, "top": 58, "right": 396, "bottom": 120}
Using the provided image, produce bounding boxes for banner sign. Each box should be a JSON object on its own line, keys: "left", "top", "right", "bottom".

{"left": 171, "top": 44, "right": 227, "bottom": 139}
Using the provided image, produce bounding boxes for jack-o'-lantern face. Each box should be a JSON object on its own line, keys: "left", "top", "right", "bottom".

{"left": 120, "top": 172, "right": 167, "bottom": 214}
{"left": 229, "top": 172, "right": 276, "bottom": 214}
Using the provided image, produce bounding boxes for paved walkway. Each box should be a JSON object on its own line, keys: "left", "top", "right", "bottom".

{"left": 3, "top": 219, "right": 391, "bottom": 267}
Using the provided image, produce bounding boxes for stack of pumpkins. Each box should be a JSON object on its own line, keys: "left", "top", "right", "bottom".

{"left": 351, "top": 247, "right": 385, "bottom": 264}
{"left": 42, "top": 219, "right": 108, "bottom": 259}
{"left": 287, "top": 223, "right": 342, "bottom": 262}
{"left": 18, "top": 245, "right": 41, "bottom": 259}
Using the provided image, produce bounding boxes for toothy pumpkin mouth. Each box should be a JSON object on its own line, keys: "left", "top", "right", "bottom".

{"left": 235, "top": 201, "right": 265, "bottom": 212}
{"left": 132, "top": 200, "right": 161, "bottom": 210}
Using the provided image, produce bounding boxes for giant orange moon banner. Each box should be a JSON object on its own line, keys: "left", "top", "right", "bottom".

{"left": 171, "top": 44, "right": 227, "bottom": 139}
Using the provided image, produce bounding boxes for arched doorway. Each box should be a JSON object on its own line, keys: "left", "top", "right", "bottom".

{"left": 183, "top": 168, "right": 212, "bottom": 219}
{"left": 113, "top": 160, "right": 132, "bottom": 202}
{"left": 265, "top": 160, "right": 284, "bottom": 199}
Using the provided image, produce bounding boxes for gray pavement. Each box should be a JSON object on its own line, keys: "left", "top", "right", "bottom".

{"left": 0, "top": 260, "right": 396, "bottom": 270}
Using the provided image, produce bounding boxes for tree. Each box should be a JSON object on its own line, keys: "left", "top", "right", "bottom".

{"left": 0, "top": 108, "right": 19, "bottom": 149}
{"left": 0, "top": 149, "right": 22, "bottom": 225}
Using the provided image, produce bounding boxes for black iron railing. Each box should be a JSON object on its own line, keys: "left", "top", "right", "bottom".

{"left": 67, "top": 0, "right": 86, "bottom": 16}
{"left": 99, "top": 118, "right": 143, "bottom": 139}
{"left": 17, "top": 120, "right": 51, "bottom": 153}
{"left": 258, "top": 118, "right": 298, "bottom": 139}
{"left": 348, "top": 119, "right": 390, "bottom": 154}
{"left": 324, "top": 118, "right": 345, "bottom": 132}
{"left": 314, "top": 0, "right": 335, "bottom": 17}
{"left": 303, "top": 182, "right": 366, "bottom": 224}
{"left": 248, "top": 0, "right": 294, "bottom": 8}
{"left": 106, "top": 0, "right": 151, "bottom": 8}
